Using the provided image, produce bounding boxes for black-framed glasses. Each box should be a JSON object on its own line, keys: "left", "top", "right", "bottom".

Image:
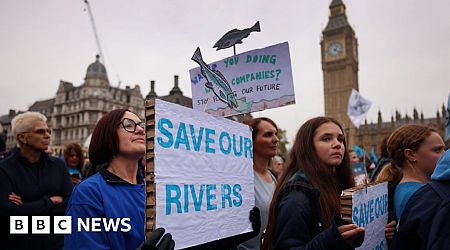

{"left": 23, "top": 128, "right": 52, "bottom": 135}
{"left": 120, "top": 118, "right": 145, "bottom": 133}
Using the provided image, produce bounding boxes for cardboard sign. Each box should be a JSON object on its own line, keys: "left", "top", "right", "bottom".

{"left": 153, "top": 99, "right": 255, "bottom": 249}
{"left": 190, "top": 42, "right": 295, "bottom": 116}
{"left": 342, "top": 182, "right": 388, "bottom": 250}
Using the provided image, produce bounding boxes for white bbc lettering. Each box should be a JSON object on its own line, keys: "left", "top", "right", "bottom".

{"left": 10, "top": 216, "right": 28, "bottom": 234}
{"left": 91, "top": 218, "right": 102, "bottom": 232}
{"left": 32, "top": 216, "right": 50, "bottom": 234}
{"left": 54, "top": 216, "right": 72, "bottom": 234}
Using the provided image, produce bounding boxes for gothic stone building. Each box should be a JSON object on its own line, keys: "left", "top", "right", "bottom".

{"left": 321, "top": 0, "right": 446, "bottom": 155}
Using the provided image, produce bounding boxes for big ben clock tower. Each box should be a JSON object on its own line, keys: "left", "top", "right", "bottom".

{"left": 321, "top": 0, "right": 359, "bottom": 146}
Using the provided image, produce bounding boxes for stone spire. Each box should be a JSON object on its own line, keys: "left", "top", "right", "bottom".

{"left": 413, "top": 107, "right": 419, "bottom": 120}
{"left": 378, "top": 109, "right": 382, "bottom": 124}
{"left": 169, "top": 75, "right": 183, "bottom": 95}
{"left": 324, "top": 0, "right": 351, "bottom": 32}
{"left": 146, "top": 80, "right": 158, "bottom": 98}
{"left": 395, "top": 109, "right": 401, "bottom": 121}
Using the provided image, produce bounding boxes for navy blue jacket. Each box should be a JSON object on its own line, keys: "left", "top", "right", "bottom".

{"left": 0, "top": 148, "right": 73, "bottom": 250}
{"left": 271, "top": 171, "right": 358, "bottom": 250}
{"left": 391, "top": 150, "right": 450, "bottom": 250}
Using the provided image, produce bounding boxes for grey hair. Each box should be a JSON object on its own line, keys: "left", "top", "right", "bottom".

{"left": 11, "top": 112, "right": 47, "bottom": 138}
{"left": 272, "top": 155, "right": 284, "bottom": 163}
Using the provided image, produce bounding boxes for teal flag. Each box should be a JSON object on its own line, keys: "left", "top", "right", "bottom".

{"left": 370, "top": 147, "right": 378, "bottom": 163}
{"left": 353, "top": 145, "right": 365, "bottom": 158}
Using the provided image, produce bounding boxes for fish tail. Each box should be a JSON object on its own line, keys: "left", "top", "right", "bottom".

{"left": 191, "top": 47, "right": 203, "bottom": 65}
{"left": 252, "top": 21, "right": 261, "bottom": 32}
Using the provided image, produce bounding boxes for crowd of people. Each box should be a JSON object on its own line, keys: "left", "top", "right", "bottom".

{"left": 0, "top": 110, "right": 448, "bottom": 250}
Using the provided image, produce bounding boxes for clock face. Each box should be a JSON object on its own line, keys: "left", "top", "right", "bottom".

{"left": 327, "top": 42, "right": 343, "bottom": 57}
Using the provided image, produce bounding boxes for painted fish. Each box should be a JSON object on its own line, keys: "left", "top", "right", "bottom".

{"left": 213, "top": 21, "right": 261, "bottom": 51}
{"left": 191, "top": 47, "right": 238, "bottom": 109}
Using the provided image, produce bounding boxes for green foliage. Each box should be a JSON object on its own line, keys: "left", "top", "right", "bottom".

{"left": 277, "top": 127, "right": 289, "bottom": 159}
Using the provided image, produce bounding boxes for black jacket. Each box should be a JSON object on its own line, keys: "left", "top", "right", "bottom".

{"left": 0, "top": 148, "right": 73, "bottom": 250}
{"left": 391, "top": 181, "right": 450, "bottom": 250}
{"left": 272, "top": 171, "right": 357, "bottom": 250}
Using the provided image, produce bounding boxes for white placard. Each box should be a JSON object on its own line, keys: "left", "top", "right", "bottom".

{"left": 352, "top": 182, "right": 388, "bottom": 250}
{"left": 154, "top": 99, "right": 255, "bottom": 249}
{"left": 190, "top": 42, "right": 295, "bottom": 116}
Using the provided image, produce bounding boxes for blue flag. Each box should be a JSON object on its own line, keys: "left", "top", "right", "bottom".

{"left": 351, "top": 162, "right": 366, "bottom": 174}
{"left": 445, "top": 93, "right": 450, "bottom": 141}
{"left": 353, "top": 145, "right": 365, "bottom": 158}
{"left": 370, "top": 147, "right": 378, "bottom": 163}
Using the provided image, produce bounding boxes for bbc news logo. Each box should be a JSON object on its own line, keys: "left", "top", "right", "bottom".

{"left": 10, "top": 216, "right": 131, "bottom": 234}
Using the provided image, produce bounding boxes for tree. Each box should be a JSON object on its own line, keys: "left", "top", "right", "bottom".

{"left": 277, "top": 127, "right": 289, "bottom": 159}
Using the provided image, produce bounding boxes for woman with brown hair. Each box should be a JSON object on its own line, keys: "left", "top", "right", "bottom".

{"left": 64, "top": 143, "right": 84, "bottom": 185}
{"left": 376, "top": 124, "right": 445, "bottom": 220}
{"left": 238, "top": 117, "right": 279, "bottom": 250}
{"left": 65, "top": 109, "right": 174, "bottom": 250}
{"left": 263, "top": 117, "right": 365, "bottom": 249}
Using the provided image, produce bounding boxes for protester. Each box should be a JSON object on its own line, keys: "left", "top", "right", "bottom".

{"left": 391, "top": 149, "right": 449, "bottom": 250}
{"left": 349, "top": 149, "right": 360, "bottom": 164}
{"left": 64, "top": 143, "right": 84, "bottom": 185}
{"left": 238, "top": 117, "right": 279, "bottom": 250}
{"left": 262, "top": 116, "right": 365, "bottom": 249}
{"left": 371, "top": 136, "right": 391, "bottom": 182}
{"left": 270, "top": 155, "right": 285, "bottom": 179}
{"left": 376, "top": 124, "right": 445, "bottom": 220}
{"left": 0, "top": 111, "right": 73, "bottom": 250}
{"left": 64, "top": 109, "right": 173, "bottom": 250}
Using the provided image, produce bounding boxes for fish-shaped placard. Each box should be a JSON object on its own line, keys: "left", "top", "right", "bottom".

{"left": 191, "top": 47, "right": 239, "bottom": 109}
{"left": 213, "top": 21, "right": 260, "bottom": 51}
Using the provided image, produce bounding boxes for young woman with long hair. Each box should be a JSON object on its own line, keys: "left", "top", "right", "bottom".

{"left": 376, "top": 124, "right": 445, "bottom": 220}
{"left": 263, "top": 117, "right": 365, "bottom": 249}
{"left": 238, "top": 117, "right": 279, "bottom": 250}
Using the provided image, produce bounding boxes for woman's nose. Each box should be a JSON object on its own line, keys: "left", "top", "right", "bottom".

{"left": 332, "top": 139, "right": 341, "bottom": 148}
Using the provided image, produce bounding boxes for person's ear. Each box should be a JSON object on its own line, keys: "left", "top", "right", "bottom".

{"left": 17, "top": 133, "right": 27, "bottom": 145}
{"left": 404, "top": 149, "right": 417, "bottom": 163}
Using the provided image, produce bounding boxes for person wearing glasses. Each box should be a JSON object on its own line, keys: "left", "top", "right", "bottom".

{"left": 0, "top": 111, "right": 73, "bottom": 250}
{"left": 65, "top": 109, "right": 174, "bottom": 250}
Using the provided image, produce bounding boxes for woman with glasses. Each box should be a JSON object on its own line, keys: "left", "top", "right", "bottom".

{"left": 65, "top": 109, "right": 174, "bottom": 250}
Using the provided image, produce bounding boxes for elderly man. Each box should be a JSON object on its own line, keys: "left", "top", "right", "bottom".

{"left": 0, "top": 112, "right": 73, "bottom": 250}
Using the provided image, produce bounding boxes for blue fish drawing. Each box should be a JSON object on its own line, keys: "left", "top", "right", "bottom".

{"left": 191, "top": 47, "right": 238, "bottom": 109}
{"left": 213, "top": 21, "right": 261, "bottom": 51}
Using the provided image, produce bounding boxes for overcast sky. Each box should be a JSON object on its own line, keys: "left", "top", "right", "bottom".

{"left": 1, "top": 0, "right": 449, "bottom": 144}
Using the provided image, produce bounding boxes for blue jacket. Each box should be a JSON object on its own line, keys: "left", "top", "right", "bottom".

{"left": 0, "top": 148, "right": 73, "bottom": 250}
{"left": 64, "top": 167, "right": 145, "bottom": 250}
{"left": 391, "top": 150, "right": 450, "bottom": 250}
{"left": 271, "top": 171, "right": 359, "bottom": 250}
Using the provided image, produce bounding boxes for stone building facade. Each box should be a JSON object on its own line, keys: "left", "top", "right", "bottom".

{"left": 0, "top": 55, "right": 193, "bottom": 154}
{"left": 321, "top": 0, "right": 446, "bottom": 155}
{"left": 51, "top": 55, "right": 144, "bottom": 150}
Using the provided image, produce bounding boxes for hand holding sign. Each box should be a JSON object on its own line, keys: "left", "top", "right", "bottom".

{"left": 338, "top": 224, "right": 365, "bottom": 247}
{"left": 140, "top": 228, "right": 175, "bottom": 250}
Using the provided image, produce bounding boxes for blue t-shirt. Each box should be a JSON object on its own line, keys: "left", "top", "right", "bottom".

{"left": 394, "top": 182, "right": 425, "bottom": 219}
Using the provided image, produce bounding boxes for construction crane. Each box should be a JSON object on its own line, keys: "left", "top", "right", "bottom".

{"left": 83, "top": 0, "right": 122, "bottom": 86}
